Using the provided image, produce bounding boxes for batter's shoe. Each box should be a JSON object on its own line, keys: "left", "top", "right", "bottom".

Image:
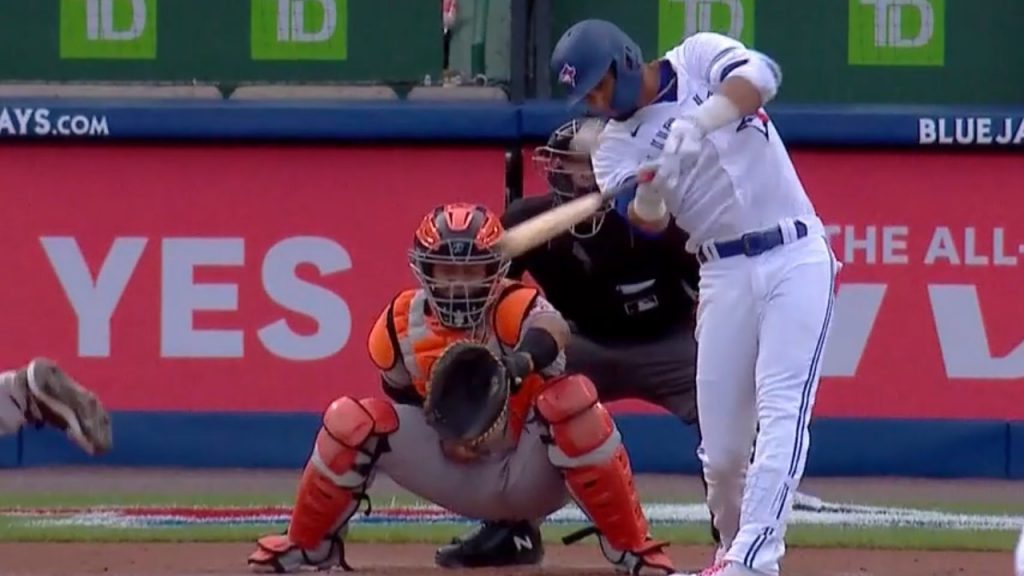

{"left": 434, "top": 520, "right": 544, "bottom": 568}
{"left": 248, "top": 533, "right": 352, "bottom": 573}
{"left": 21, "top": 358, "right": 111, "bottom": 455}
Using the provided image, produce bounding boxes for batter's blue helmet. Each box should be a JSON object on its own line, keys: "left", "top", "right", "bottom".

{"left": 550, "top": 19, "right": 645, "bottom": 118}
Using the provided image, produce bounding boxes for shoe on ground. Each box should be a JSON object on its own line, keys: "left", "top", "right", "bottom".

{"left": 435, "top": 520, "right": 544, "bottom": 568}
{"left": 248, "top": 533, "right": 350, "bottom": 573}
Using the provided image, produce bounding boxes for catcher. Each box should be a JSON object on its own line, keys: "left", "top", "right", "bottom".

{"left": 0, "top": 357, "right": 112, "bottom": 455}
{"left": 247, "top": 203, "right": 675, "bottom": 574}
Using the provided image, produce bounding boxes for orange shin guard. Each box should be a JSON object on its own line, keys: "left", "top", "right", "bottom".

{"left": 564, "top": 445, "right": 650, "bottom": 551}
{"left": 287, "top": 396, "right": 397, "bottom": 549}
{"left": 537, "top": 374, "right": 650, "bottom": 553}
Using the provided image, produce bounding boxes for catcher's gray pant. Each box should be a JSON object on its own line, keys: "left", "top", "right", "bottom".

{"left": 0, "top": 369, "right": 28, "bottom": 436}
{"left": 377, "top": 405, "right": 570, "bottom": 521}
{"left": 566, "top": 321, "right": 698, "bottom": 425}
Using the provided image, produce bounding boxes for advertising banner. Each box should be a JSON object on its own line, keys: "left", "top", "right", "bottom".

{"left": 0, "top": 145, "right": 1020, "bottom": 420}
{"left": 0, "top": 145, "right": 505, "bottom": 412}
{"left": 522, "top": 148, "right": 1024, "bottom": 420}
{"left": 0, "top": 0, "right": 440, "bottom": 83}
{"left": 550, "top": 0, "right": 1024, "bottom": 106}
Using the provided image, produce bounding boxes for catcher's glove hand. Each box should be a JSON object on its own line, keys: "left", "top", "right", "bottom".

{"left": 424, "top": 341, "right": 510, "bottom": 451}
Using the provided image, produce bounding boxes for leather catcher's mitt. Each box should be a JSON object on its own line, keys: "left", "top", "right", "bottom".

{"left": 424, "top": 341, "right": 510, "bottom": 447}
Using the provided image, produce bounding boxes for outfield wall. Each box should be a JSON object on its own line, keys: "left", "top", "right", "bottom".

{"left": 0, "top": 99, "right": 1021, "bottom": 478}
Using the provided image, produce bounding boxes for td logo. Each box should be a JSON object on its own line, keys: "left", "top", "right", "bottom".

{"left": 251, "top": 0, "right": 348, "bottom": 61}
{"left": 849, "top": 0, "right": 945, "bottom": 66}
{"left": 658, "top": 0, "right": 755, "bottom": 54}
{"left": 60, "top": 0, "right": 157, "bottom": 59}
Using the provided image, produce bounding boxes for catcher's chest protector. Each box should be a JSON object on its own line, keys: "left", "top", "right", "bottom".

{"left": 389, "top": 288, "right": 545, "bottom": 442}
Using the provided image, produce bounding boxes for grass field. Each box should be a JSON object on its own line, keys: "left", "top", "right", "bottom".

{"left": 0, "top": 491, "right": 1019, "bottom": 553}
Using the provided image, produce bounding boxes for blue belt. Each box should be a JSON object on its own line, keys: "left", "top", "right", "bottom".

{"left": 698, "top": 220, "right": 808, "bottom": 263}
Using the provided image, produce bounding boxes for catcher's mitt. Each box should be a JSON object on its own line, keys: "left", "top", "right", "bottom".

{"left": 424, "top": 341, "right": 510, "bottom": 449}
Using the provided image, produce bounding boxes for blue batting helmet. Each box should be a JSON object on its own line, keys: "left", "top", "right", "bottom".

{"left": 550, "top": 19, "right": 645, "bottom": 118}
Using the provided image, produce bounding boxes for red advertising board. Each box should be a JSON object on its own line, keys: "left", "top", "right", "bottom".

{"left": 0, "top": 145, "right": 1020, "bottom": 419}
{"left": 0, "top": 145, "right": 505, "bottom": 412}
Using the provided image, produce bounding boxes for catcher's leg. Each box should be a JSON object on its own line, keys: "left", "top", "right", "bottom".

{"left": 379, "top": 404, "right": 568, "bottom": 522}
{"left": 536, "top": 373, "right": 675, "bottom": 575}
{"left": 0, "top": 358, "right": 111, "bottom": 454}
{"left": 248, "top": 396, "right": 397, "bottom": 574}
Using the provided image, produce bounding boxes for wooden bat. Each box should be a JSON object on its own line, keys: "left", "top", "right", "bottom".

{"left": 494, "top": 170, "right": 655, "bottom": 259}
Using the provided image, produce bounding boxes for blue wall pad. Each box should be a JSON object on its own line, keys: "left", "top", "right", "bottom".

{"left": 616, "top": 414, "right": 702, "bottom": 474}
{"left": 21, "top": 412, "right": 320, "bottom": 469}
{"left": 804, "top": 419, "right": 1009, "bottom": 479}
{"left": 17, "top": 413, "right": 1016, "bottom": 479}
{"left": 1008, "top": 422, "right": 1024, "bottom": 480}
{"left": 2, "top": 98, "right": 1022, "bottom": 147}
{"left": 0, "top": 431, "right": 19, "bottom": 468}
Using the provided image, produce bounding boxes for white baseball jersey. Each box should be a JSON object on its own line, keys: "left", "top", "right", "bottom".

{"left": 592, "top": 32, "right": 818, "bottom": 253}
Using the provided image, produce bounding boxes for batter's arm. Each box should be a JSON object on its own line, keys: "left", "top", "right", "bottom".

{"left": 673, "top": 32, "right": 783, "bottom": 133}
{"left": 590, "top": 130, "right": 671, "bottom": 235}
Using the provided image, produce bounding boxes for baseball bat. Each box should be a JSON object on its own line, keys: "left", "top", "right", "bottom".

{"left": 494, "top": 169, "right": 655, "bottom": 259}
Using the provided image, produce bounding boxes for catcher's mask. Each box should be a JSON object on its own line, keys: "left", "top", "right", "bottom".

{"left": 410, "top": 203, "right": 510, "bottom": 330}
{"left": 532, "top": 117, "right": 611, "bottom": 238}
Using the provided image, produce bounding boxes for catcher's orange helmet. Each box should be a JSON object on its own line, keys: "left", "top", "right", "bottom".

{"left": 410, "top": 203, "right": 509, "bottom": 329}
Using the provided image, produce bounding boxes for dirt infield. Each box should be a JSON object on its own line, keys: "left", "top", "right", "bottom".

{"left": 0, "top": 542, "right": 1013, "bottom": 576}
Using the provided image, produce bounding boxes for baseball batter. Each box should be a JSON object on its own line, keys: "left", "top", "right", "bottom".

{"left": 0, "top": 358, "right": 112, "bottom": 455}
{"left": 248, "top": 203, "right": 675, "bottom": 575}
{"left": 551, "top": 21, "right": 839, "bottom": 576}
{"left": 1017, "top": 526, "right": 1024, "bottom": 576}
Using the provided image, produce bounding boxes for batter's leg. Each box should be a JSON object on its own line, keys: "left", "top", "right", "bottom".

{"left": 694, "top": 260, "right": 760, "bottom": 556}
{"left": 724, "top": 239, "right": 837, "bottom": 576}
{"left": 1016, "top": 525, "right": 1024, "bottom": 576}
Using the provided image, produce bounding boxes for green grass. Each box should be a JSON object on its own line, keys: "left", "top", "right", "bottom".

{"left": 0, "top": 492, "right": 1019, "bottom": 552}
{"left": 0, "top": 519, "right": 1017, "bottom": 552}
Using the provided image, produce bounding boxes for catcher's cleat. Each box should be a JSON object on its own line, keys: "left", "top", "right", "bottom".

{"left": 23, "top": 358, "right": 112, "bottom": 455}
{"left": 564, "top": 527, "right": 674, "bottom": 575}
{"left": 435, "top": 520, "right": 544, "bottom": 569}
{"left": 248, "top": 533, "right": 351, "bottom": 573}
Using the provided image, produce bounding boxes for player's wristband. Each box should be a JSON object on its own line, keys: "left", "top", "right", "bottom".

{"left": 632, "top": 185, "right": 667, "bottom": 221}
{"left": 692, "top": 93, "right": 742, "bottom": 135}
{"left": 515, "top": 327, "right": 560, "bottom": 372}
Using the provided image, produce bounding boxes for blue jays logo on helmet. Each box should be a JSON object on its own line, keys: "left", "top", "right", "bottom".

{"left": 550, "top": 19, "right": 645, "bottom": 119}
{"left": 558, "top": 63, "right": 577, "bottom": 88}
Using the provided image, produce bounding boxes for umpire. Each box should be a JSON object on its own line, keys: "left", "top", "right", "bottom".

{"left": 435, "top": 117, "right": 712, "bottom": 568}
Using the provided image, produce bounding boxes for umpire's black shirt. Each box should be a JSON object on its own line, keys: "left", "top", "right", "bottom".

{"left": 502, "top": 194, "right": 701, "bottom": 345}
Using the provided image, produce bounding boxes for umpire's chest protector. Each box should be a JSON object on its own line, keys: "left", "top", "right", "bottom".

{"left": 387, "top": 283, "right": 546, "bottom": 442}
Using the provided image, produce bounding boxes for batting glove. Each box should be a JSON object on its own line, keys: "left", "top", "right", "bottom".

{"left": 651, "top": 117, "right": 704, "bottom": 193}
